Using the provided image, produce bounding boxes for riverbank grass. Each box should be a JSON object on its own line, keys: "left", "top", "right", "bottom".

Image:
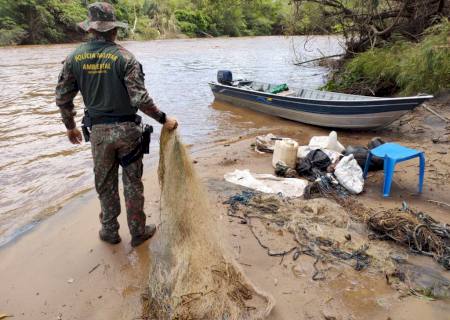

{"left": 324, "top": 20, "right": 450, "bottom": 96}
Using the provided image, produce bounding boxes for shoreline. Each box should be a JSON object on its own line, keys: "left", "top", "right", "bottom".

{"left": 1, "top": 99, "right": 449, "bottom": 319}
{"left": 0, "top": 169, "right": 161, "bottom": 319}
{"left": 0, "top": 34, "right": 335, "bottom": 49}
{"left": 0, "top": 132, "right": 262, "bottom": 250}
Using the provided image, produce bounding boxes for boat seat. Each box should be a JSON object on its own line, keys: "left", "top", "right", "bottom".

{"left": 240, "top": 81, "right": 382, "bottom": 101}
{"left": 249, "top": 83, "right": 270, "bottom": 92}
{"left": 277, "top": 90, "right": 296, "bottom": 97}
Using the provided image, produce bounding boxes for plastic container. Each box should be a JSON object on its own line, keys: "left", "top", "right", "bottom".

{"left": 272, "top": 139, "right": 299, "bottom": 168}
{"left": 308, "top": 131, "right": 345, "bottom": 153}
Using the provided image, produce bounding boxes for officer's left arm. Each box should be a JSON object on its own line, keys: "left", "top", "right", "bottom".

{"left": 124, "top": 57, "right": 178, "bottom": 130}
{"left": 56, "top": 58, "right": 79, "bottom": 131}
{"left": 123, "top": 58, "right": 167, "bottom": 124}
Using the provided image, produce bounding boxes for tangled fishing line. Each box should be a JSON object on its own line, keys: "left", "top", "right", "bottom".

{"left": 368, "top": 203, "right": 450, "bottom": 270}
{"left": 145, "top": 128, "right": 274, "bottom": 320}
{"left": 225, "top": 192, "right": 377, "bottom": 280}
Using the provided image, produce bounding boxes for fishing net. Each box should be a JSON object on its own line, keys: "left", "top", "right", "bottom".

{"left": 223, "top": 192, "right": 450, "bottom": 297}
{"left": 146, "top": 128, "right": 274, "bottom": 320}
{"left": 368, "top": 205, "right": 450, "bottom": 270}
{"left": 224, "top": 192, "right": 396, "bottom": 280}
{"left": 303, "top": 174, "right": 349, "bottom": 200}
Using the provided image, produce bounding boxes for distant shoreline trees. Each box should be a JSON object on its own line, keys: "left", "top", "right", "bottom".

{"left": 0, "top": 0, "right": 302, "bottom": 46}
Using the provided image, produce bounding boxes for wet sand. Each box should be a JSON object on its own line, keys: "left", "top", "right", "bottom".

{"left": 1, "top": 100, "right": 449, "bottom": 319}
{"left": 0, "top": 173, "right": 161, "bottom": 320}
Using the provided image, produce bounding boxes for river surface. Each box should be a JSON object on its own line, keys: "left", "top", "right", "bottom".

{"left": 0, "top": 36, "right": 342, "bottom": 247}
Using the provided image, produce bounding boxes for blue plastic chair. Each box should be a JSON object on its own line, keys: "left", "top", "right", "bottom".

{"left": 363, "top": 143, "right": 425, "bottom": 197}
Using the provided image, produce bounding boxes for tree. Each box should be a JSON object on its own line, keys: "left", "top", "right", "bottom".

{"left": 0, "top": 0, "right": 86, "bottom": 45}
{"left": 0, "top": 0, "right": 295, "bottom": 45}
{"left": 292, "top": 0, "right": 449, "bottom": 53}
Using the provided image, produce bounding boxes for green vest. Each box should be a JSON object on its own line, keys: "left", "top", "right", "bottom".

{"left": 69, "top": 40, "right": 136, "bottom": 118}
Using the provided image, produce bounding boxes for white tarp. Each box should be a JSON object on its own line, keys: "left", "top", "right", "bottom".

{"left": 224, "top": 169, "right": 308, "bottom": 197}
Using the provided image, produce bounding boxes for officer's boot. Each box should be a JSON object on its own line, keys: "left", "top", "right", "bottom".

{"left": 131, "top": 224, "right": 156, "bottom": 247}
{"left": 99, "top": 229, "right": 122, "bottom": 245}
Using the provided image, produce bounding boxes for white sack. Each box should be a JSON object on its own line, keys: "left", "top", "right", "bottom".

{"left": 334, "top": 154, "right": 364, "bottom": 194}
{"left": 224, "top": 169, "right": 308, "bottom": 197}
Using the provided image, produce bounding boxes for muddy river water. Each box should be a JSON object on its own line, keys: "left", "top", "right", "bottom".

{"left": 0, "top": 36, "right": 342, "bottom": 246}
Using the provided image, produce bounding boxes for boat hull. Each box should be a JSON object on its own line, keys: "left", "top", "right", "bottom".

{"left": 210, "top": 82, "right": 432, "bottom": 129}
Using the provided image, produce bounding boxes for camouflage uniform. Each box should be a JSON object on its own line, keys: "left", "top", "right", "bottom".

{"left": 90, "top": 122, "right": 145, "bottom": 236}
{"left": 55, "top": 2, "right": 166, "bottom": 238}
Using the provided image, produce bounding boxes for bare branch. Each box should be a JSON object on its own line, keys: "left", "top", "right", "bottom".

{"left": 291, "top": 0, "right": 447, "bottom": 54}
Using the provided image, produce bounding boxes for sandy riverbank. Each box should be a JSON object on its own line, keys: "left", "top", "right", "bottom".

{"left": 1, "top": 99, "right": 449, "bottom": 319}
{"left": 0, "top": 170, "right": 162, "bottom": 319}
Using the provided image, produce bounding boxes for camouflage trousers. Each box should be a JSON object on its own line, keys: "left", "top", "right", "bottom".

{"left": 90, "top": 122, "right": 146, "bottom": 237}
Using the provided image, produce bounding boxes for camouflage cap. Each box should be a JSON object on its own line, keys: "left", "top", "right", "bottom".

{"left": 78, "top": 2, "right": 128, "bottom": 32}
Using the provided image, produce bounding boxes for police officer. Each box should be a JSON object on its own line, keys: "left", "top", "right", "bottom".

{"left": 55, "top": 2, "right": 178, "bottom": 247}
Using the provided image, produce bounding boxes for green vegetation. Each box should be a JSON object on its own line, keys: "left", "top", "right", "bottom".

{"left": 173, "top": 0, "right": 288, "bottom": 37}
{"left": 287, "top": 2, "right": 338, "bottom": 34}
{"left": 0, "top": 0, "right": 86, "bottom": 45}
{"left": 324, "top": 20, "right": 450, "bottom": 96}
{"left": 0, "top": 0, "right": 296, "bottom": 45}
{"left": 294, "top": 0, "right": 449, "bottom": 96}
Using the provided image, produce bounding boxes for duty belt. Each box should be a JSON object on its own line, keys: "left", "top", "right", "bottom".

{"left": 81, "top": 111, "right": 152, "bottom": 168}
{"left": 81, "top": 113, "right": 142, "bottom": 142}
{"left": 91, "top": 115, "right": 138, "bottom": 126}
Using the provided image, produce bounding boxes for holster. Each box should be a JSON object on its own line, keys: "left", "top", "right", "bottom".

{"left": 119, "top": 124, "right": 153, "bottom": 168}
{"left": 82, "top": 110, "right": 150, "bottom": 167}
{"left": 81, "top": 110, "right": 92, "bottom": 142}
{"left": 142, "top": 124, "right": 153, "bottom": 154}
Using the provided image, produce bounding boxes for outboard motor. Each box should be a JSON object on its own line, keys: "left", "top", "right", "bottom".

{"left": 217, "top": 70, "right": 233, "bottom": 85}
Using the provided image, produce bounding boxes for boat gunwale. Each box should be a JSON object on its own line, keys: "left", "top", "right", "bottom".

{"left": 208, "top": 82, "right": 434, "bottom": 103}
{"left": 211, "top": 91, "right": 409, "bottom": 129}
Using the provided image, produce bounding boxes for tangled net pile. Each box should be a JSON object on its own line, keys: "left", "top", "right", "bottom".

{"left": 368, "top": 205, "right": 450, "bottom": 270}
{"left": 146, "top": 128, "right": 274, "bottom": 320}
{"left": 225, "top": 192, "right": 396, "bottom": 280}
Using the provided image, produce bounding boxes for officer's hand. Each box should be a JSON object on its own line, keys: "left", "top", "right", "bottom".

{"left": 67, "top": 128, "right": 83, "bottom": 144}
{"left": 164, "top": 117, "right": 178, "bottom": 131}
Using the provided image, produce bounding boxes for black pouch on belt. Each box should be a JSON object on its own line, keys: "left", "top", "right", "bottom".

{"left": 81, "top": 110, "right": 92, "bottom": 142}
{"left": 119, "top": 124, "right": 153, "bottom": 167}
{"left": 141, "top": 124, "right": 153, "bottom": 154}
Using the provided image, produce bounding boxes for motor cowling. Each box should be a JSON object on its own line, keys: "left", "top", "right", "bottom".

{"left": 217, "top": 70, "right": 233, "bottom": 85}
